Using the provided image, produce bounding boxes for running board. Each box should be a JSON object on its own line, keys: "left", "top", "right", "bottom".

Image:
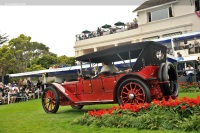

{"left": 75, "top": 100, "right": 114, "bottom": 104}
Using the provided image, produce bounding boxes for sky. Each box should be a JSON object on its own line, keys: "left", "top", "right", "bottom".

{"left": 0, "top": 5, "right": 139, "bottom": 57}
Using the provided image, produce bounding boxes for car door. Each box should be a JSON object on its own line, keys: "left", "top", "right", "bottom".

{"left": 82, "top": 79, "right": 92, "bottom": 94}
{"left": 101, "top": 75, "right": 116, "bottom": 93}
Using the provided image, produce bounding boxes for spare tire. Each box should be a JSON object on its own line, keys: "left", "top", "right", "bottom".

{"left": 158, "top": 63, "right": 167, "bottom": 95}
{"left": 159, "top": 62, "right": 178, "bottom": 97}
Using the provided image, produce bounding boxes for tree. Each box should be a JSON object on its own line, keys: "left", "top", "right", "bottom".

{"left": 8, "top": 34, "right": 50, "bottom": 72}
{"left": 0, "top": 45, "right": 16, "bottom": 76}
{"left": 66, "top": 57, "right": 75, "bottom": 66}
{"left": 57, "top": 55, "right": 75, "bottom": 67}
{"left": 0, "top": 33, "right": 8, "bottom": 45}
{"left": 26, "top": 64, "right": 45, "bottom": 72}
{"left": 30, "top": 42, "right": 50, "bottom": 57}
{"left": 31, "top": 53, "right": 57, "bottom": 69}
{"left": 0, "top": 34, "right": 76, "bottom": 75}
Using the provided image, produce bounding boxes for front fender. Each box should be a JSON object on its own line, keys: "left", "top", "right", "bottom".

{"left": 50, "top": 83, "right": 80, "bottom": 102}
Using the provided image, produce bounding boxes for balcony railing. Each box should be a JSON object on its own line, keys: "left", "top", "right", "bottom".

{"left": 75, "top": 23, "right": 138, "bottom": 41}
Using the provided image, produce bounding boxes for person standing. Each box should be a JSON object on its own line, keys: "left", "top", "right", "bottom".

{"left": 188, "top": 43, "right": 195, "bottom": 54}
{"left": 22, "top": 78, "right": 27, "bottom": 91}
{"left": 197, "top": 56, "right": 200, "bottom": 65}
{"left": 35, "top": 80, "right": 42, "bottom": 98}
{"left": 176, "top": 52, "right": 184, "bottom": 76}
{"left": 133, "top": 18, "right": 138, "bottom": 28}
{"left": 18, "top": 79, "right": 23, "bottom": 92}
{"left": 97, "top": 27, "right": 101, "bottom": 36}
{"left": 185, "top": 63, "right": 194, "bottom": 84}
{"left": 196, "top": 65, "right": 200, "bottom": 89}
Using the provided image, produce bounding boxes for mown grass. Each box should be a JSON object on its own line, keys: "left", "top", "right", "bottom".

{"left": 1, "top": 92, "right": 200, "bottom": 133}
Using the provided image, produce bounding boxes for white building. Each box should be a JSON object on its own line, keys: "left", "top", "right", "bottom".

{"left": 74, "top": 0, "right": 200, "bottom": 58}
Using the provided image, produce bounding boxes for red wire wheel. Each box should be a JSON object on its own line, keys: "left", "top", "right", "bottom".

{"left": 117, "top": 78, "right": 151, "bottom": 105}
{"left": 42, "top": 87, "right": 59, "bottom": 113}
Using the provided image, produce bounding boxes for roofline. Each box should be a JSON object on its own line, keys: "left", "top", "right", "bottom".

{"left": 133, "top": 0, "right": 178, "bottom": 13}
{"left": 172, "top": 31, "right": 200, "bottom": 39}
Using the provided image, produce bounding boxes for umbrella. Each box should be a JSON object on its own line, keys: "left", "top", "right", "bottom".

{"left": 114, "top": 21, "right": 125, "bottom": 26}
{"left": 82, "top": 30, "right": 91, "bottom": 34}
{"left": 101, "top": 24, "right": 111, "bottom": 29}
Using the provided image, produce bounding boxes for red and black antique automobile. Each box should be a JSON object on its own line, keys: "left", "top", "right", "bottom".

{"left": 42, "top": 41, "right": 178, "bottom": 113}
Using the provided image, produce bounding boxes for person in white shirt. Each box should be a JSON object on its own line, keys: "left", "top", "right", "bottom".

{"left": 185, "top": 64, "right": 194, "bottom": 84}
{"left": 12, "top": 84, "right": 19, "bottom": 92}
{"left": 100, "top": 62, "right": 119, "bottom": 74}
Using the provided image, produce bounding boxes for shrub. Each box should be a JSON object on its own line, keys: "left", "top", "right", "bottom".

{"left": 72, "top": 96, "right": 200, "bottom": 131}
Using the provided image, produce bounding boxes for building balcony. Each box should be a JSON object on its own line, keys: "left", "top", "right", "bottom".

{"left": 75, "top": 23, "right": 138, "bottom": 42}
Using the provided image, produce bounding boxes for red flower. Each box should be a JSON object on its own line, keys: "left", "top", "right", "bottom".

{"left": 181, "top": 106, "right": 186, "bottom": 111}
{"left": 143, "top": 103, "right": 150, "bottom": 110}
{"left": 152, "top": 99, "right": 160, "bottom": 106}
{"left": 87, "top": 95, "right": 200, "bottom": 118}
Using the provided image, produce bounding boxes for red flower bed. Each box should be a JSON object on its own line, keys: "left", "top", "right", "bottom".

{"left": 88, "top": 96, "right": 200, "bottom": 117}
{"left": 179, "top": 82, "right": 200, "bottom": 93}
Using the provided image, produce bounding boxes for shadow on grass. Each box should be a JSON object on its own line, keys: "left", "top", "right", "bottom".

{"left": 58, "top": 109, "right": 88, "bottom": 114}
{"left": 57, "top": 104, "right": 117, "bottom": 114}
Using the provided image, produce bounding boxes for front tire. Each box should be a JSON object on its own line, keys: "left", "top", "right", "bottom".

{"left": 42, "top": 87, "right": 60, "bottom": 113}
{"left": 117, "top": 78, "right": 151, "bottom": 105}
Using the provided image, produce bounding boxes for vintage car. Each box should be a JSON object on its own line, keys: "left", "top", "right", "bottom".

{"left": 42, "top": 41, "right": 178, "bottom": 113}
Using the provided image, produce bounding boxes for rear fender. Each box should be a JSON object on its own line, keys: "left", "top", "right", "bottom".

{"left": 50, "top": 83, "right": 79, "bottom": 102}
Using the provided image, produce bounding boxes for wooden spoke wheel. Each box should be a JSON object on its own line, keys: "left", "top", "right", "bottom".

{"left": 117, "top": 78, "right": 151, "bottom": 105}
{"left": 42, "top": 87, "right": 59, "bottom": 113}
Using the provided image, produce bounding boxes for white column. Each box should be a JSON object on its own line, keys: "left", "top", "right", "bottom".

{"left": 75, "top": 51, "right": 79, "bottom": 57}
{"left": 79, "top": 50, "right": 84, "bottom": 56}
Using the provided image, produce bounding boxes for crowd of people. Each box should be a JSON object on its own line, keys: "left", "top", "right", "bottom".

{"left": 0, "top": 79, "right": 43, "bottom": 105}
{"left": 176, "top": 51, "right": 200, "bottom": 85}
{"left": 174, "top": 37, "right": 200, "bottom": 55}
{"left": 76, "top": 19, "right": 138, "bottom": 41}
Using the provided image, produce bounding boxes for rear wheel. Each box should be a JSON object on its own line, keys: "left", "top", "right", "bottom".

{"left": 42, "top": 87, "right": 59, "bottom": 113}
{"left": 71, "top": 105, "right": 84, "bottom": 109}
{"left": 117, "top": 78, "right": 151, "bottom": 105}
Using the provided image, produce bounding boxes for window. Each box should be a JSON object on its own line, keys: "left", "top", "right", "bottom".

{"left": 148, "top": 7, "right": 173, "bottom": 22}
{"left": 162, "top": 32, "right": 182, "bottom": 38}
{"left": 142, "top": 36, "right": 160, "bottom": 41}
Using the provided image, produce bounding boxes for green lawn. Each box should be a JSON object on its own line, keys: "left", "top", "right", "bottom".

{"left": 1, "top": 92, "right": 200, "bottom": 133}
